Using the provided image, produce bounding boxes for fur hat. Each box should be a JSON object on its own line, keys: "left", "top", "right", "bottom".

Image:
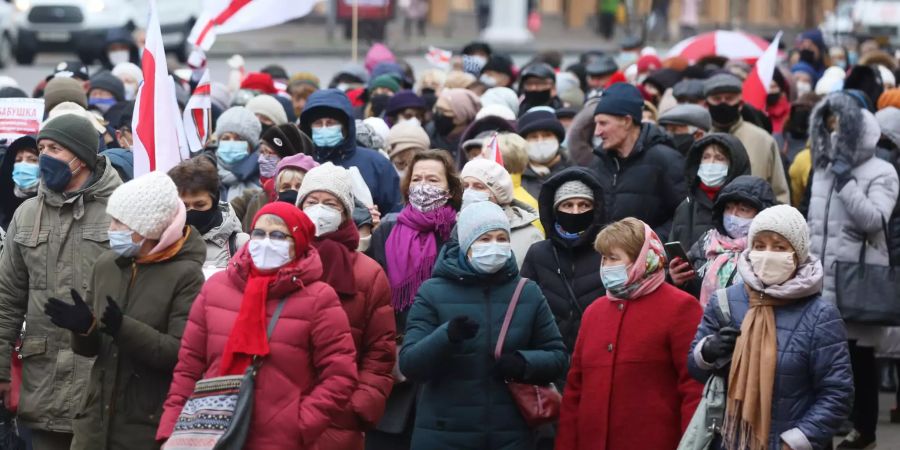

{"left": 461, "top": 158, "right": 514, "bottom": 206}
{"left": 748, "top": 204, "right": 810, "bottom": 263}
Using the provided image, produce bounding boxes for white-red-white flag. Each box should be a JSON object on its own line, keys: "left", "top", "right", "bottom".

{"left": 742, "top": 31, "right": 783, "bottom": 111}
{"left": 183, "top": 68, "right": 212, "bottom": 152}
{"left": 426, "top": 46, "right": 452, "bottom": 70}
{"left": 189, "top": 0, "right": 319, "bottom": 51}
{"left": 132, "top": 0, "right": 189, "bottom": 177}
{"left": 482, "top": 132, "right": 504, "bottom": 166}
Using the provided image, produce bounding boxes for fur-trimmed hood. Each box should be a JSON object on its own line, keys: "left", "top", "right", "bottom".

{"left": 809, "top": 92, "right": 881, "bottom": 168}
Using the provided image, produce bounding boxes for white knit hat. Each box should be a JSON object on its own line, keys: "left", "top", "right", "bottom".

{"left": 475, "top": 104, "right": 516, "bottom": 121}
{"left": 480, "top": 87, "right": 519, "bottom": 116}
{"left": 748, "top": 204, "right": 810, "bottom": 262}
{"left": 246, "top": 95, "right": 288, "bottom": 126}
{"left": 460, "top": 158, "right": 514, "bottom": 206}
{"left": 296, "top": 162, "right": 355, "bottom": 215}
{"left": 107, "top": 171, "right": 181, "bottom": 240}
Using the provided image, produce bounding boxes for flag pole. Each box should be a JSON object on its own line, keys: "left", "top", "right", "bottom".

{"left": 351, "top": 0, "right": 359, "bottom": 63}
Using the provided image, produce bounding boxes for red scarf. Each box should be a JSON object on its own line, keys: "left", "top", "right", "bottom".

{"left": 313, "top": 220, "right": 360, "bottom": 299}
{"left": 220, "top": 267, "right": 277, "bottom": 376}
{"left": 699, "top": 182, "right": 722, "bottom": 201}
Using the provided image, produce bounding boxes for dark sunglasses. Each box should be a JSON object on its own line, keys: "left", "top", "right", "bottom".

{"left": 249, "top": 229, "right": 292, "bottom": 241}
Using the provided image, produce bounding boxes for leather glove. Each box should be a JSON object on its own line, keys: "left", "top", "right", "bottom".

{"left": 494, "top": 353, "right": 527, "bottom": 381}
{"left": 831, "top": 157, "right": 854, "bottom": 191}
{"left": 100, "top": 297, "right": 124, "bottom": 337}
{"left": 446, "top": 316, "right": 479, "bottom": 343}
{"left": 44, "top": 289, "right": 94, "bottom": 334}
{"left": 701, "top": 327, "right": 741, "bottom": 363}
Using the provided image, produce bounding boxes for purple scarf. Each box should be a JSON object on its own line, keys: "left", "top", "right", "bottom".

{"left": 386, "top": 204, "right": 456, "bottom": 311}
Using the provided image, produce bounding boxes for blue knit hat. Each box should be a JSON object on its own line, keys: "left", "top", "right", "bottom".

{"left": 791, "top": 61, "right": 820, "bottom": 85}
{"left": 593, "top": 83, "right": 643, "bottom": 124}
{"left": 457, "top": 201, "right": 510, "bottom": 256}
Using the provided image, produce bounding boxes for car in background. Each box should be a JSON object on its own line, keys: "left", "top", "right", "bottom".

{"left": 0, "top": 1, "right": 16, "bottom": 68}
{"left": 12, "top": 0, "right": 201, "bottom": 65}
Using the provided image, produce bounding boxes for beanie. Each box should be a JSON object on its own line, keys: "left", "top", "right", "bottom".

{"left": 790, "top": 62, "right": 821, "bottom": 85}
{"left": 386, "top": 121, "right": 430, "bottom": 157}
{"left": 461, "top": 158, "right": 514, "bottom": 206}
{"left": 296, "top": 162, "right": 355, "bottom": 215}
{"left": 593, "top": 83, "right": 643, "bottom": 124}
{"left": 481, "top": 87, "right": 520, "bottom": 116}
{"left": 386, "top": 90, "right": 425, "bottom": 116}
{"left": 475, "top": 104, "right": 516, "bottom": 122}
{"left": 240, "top": 72, "right": 278, "bottom": 94}
{"left": 748, "top": 204, "right": 810, "bottom": 262}
{"left": 276, "top": 152, "right": 319, "bottom": 178}
{"left": 44, "top": 77, "right": 88, "bottom": 112}
{"left": 216, "top": 106, "right": 262, "bottom": 147}
{"left": 517, "top": 110, "right": 566, "bottom": 142}
{"left": 481, "top": 54, "right": 515, "bottom": 80}
{"left": 107, "top": 172, "right": 181, "bottom": 240}
{"left": 261, "top": 123, "right": 312, "bottom": 158}
{"left": 876, "top": 107, "right": 900, "bottom": 149}
{"left": 553, "top": 181, "right": 594, "bottom": 209}
{"left": 246, "top": 95, "right": 289, "bottom": 125}
{"left": 369, "top": 74, "right": 401, "bottom": 93}
{"left": 878, "top": 88, "right": 900, "bottom": 111}
{"left": 251, "top": 202, "right": 315, "bottom": 257}
{"left": 37, "top": 114, "right": 99, "bottom": 169}
{"left": 442, "top": 88, "right": 481, "bottom": 124}
{"left": 290, "top": 72, "right": 320, "bottom": 88}
{"left": 457, "top": 201, "right": 511, "bottom": 256}
{"left": 112, "top": 62, "right": 143, "bottom": 84}
{"left": 89, "top": 71, "right": 125, "bottom": 101}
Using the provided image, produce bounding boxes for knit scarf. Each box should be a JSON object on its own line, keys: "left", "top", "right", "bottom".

{"left": 385, "top": 204, "right": 456, "bottom": 311}
{"left": 136, "top": 227, "right": 191, "bottom": 265}
{"left": 697, "top": 230, "right": 747, "bottom": 308}
{"left": 220, "top": 267, "right": 277, "bottom": 376}
{"left": 723, "top": 252, "right": 825, "bottom": 450}
{"left": 313, "top": 220, "right": 360, "bottom": 299}
{"left": 606, "top": 223, "right": 667, "bottom": 301}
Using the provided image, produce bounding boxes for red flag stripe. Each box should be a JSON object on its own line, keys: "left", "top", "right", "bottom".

{"left": 136, "top": 50, "right": 156, "bottom": 171}
{"left": 195, "top": 0, "right": 253, "bottom": 47}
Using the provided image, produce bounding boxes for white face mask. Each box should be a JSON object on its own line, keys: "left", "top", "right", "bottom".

{"left": 124, "top": 83, "right": 137, "bottom": 101}
{"left": 527, "top": 138, "right": 559, "bottom": 164}
{"left": 468, "top": 242, "right": 512, "bottom": 274}
{"left": 249, "top": 238, "right": 292, "bottom": 270}
{"left": 398, "top": 116, "right": 421, "bottom": 127}
{"left": 748, "top": 250, "right": 796, "bottom": 286}
{"left": 796, "top": 81, "right": 812, "bottom": 96}
{"left": 461, "top": 188, "right": 491, "bottom": 210}
{"left": 108, "top": 50, "right": 130, "bottom": 66}
{"left": 479, "top": 74, "right": 498, "bottom": 88}
{"left": 697, "top": 162, "right": 729, "bottom": 187}
{"left": 304, "top": 203, "right": 342, "bottom": 237}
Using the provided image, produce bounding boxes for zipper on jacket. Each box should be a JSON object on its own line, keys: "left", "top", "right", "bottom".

{"left": 484, "top": 286, "right": 493, "bottom": 449}
{"left": 612, "top": 158, "right": 620, "bottom": 187}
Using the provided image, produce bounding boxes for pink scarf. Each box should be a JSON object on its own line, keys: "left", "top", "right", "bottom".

{"left": 606, "top": 222, "right": 667, "bottom": 301}
{"left": 698, "top": 230, "right": 747, "bottom": 308}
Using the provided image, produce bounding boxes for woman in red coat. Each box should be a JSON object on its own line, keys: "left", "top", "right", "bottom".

{"left": 157, "top": 202, "right": 358, "bottom": 449}
{"left": 556, "top": 217, "right": 703, "bottom": 450}
{"left": 297, "top": 162, "right": 396, "bottom": 450}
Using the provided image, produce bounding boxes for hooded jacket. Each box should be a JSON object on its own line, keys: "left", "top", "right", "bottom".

{"left": 521, "top": 167, "right": 606, "bottom": 353}
{"left": 591, "top": 123, "right": 688, "bottom": 240}
{"left": 301, "top": 89, "right": 401, "bottom": 214}
{"left": 202, "top": 203, "right": 250, "bottom": 268}
{"left": 521, "top": 152, "right": 573, "bottom": 199}
{"left": 456, "top": 115, "right": 516, "bottom": 168}
{"left": 670, "top": 133, "right": 752, "bottom": 251}
{"left": 0, "top": 144, "right": 27, "bottom": 229}
{"left": 722, "top": 117, "right": 790, "bottom": 204}
{"left": 70, "top": 228, "right": 206, "bottom": 450}
{"left": 505, "top": 200, "right": 544, "bottom": 268}
{"left": 399, "top": 241, "right": 567, "bottom": 450}
{"left": 0, "top": 156, "right": 122, "bottom": 432}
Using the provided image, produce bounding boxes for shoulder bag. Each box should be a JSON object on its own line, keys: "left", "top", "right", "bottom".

{"left": 835, "top": 218, "right": 900, "bottom": 325}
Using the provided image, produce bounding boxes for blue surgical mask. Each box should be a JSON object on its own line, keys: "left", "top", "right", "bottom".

{"left": 468, "top": 242, "right": 512, "bottom": 274}
{"left": 312, "top": 125, "right": 344, "bottom": 147}
{"left": 89, "top": 97, "right": 117, "bottom": 113}
{"left": 12, "top": 162, "right": 39, "bottom": 189}
{"left": 600, "top": 263, "right": 629, "bottom": 290}
{"left": 697, "top": 162, "right": 729, "bottom": 187}
{"left": 39, "top": 154, "right": 78, "bottom": 193}
{"left": 217, "top": 140, "right": 250, "bottom": 165}
{"left": 461, "top": 188, "right": 491, "bottom": 210}
{"left": 108, "top": 229, "right": 141, "bottom": 258}
{"left": 723, "top": 213, "right": 753, "bottom": 239}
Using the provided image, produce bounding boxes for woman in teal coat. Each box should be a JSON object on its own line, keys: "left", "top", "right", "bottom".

{"left": 399, "top": 201, "right": 567, "bottom": 450}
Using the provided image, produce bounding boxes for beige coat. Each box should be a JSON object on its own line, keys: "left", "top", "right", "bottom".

{"left": 724, "top": 118, "right": 790, "bottom": 204}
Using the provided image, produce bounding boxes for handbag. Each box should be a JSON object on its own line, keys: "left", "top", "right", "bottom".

{"left": 164, "top": 298, "right": 288, "bottom": 450}
{"left": 677, "top": 288, "right": 732, "bottom": 450}
{"left": 495, "top": 277, "right": 562, "bottom": 428}
{"left": 835, "top": 218, "right": 900, "bottom": 326}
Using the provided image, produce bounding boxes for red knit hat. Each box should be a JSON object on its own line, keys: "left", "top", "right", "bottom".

{"left": 251, "top": 202, "right": 315, "bottom": 256}
{"left": 241, "top": 72, "right": 278, "bottom": 94}
{"left": 637, "top": 55, "right": 662, "bottom": 74}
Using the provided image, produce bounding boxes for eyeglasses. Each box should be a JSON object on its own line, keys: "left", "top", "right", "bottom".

{"left": 249, "top": 229, "right": 292, "bottom": 241}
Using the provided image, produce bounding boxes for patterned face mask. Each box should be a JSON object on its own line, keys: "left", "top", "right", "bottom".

{"left": 408, "top": 183, "right": 450, "bottom": 212}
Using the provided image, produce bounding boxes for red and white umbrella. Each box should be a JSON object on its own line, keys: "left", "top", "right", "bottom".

{"left": 667, "top": 30, "right": 773, "bottom": 63}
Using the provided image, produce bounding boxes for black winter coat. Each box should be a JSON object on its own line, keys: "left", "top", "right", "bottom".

{"left": 591, "top": 123, "right": 687, "bottom": 241}
{"left": 670, "top": 133, "right": 752, "bottom": 251}
{"left": 521, "top": 167, "right": 606, "bottom": 353}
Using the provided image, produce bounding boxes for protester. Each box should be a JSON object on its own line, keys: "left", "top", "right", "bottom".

{"left": 428, "top": 88, "right": 481, "bottom": 159}
{"left": 87, "top": 71, "right": 125, "bottom": 115}
{"left": 385, "top": 90, "right": 427, "bottom": 127}
{"left": 807, "top": 93, "right": 900, "bottom": 449}
{"left": 300, "top": 89, "right": 401, "bottom": 215}
{"left": 591, "top": 83, "right": 687, "bottom": 239}
{"left": 43, "top": 76, "right": 88, "bottom": 113}
{"left": 670, "top": 133, "right": 752, "bottom": 250}
{"left": 100, "top": 28, "right": 140, "bottom": 70}
{"left": 288, "top": 72, "right": 320, "bottom": 117}
{"left": 657, "top": 103, "right": 712, "bottom": 156}
{"left": 704, "top": 73, "right": 790, "bottom": 203}
{"left": 517, "top": 109, "right": 572, "bottom": 198}
{"left": 158, "top": 202, "right": 358, "bottom": 448}
{"left": 246, "top": 94, "right": 290, "bottom": 130}
{"left": 0, "top": 115, "right": 122, "bottom": 449}
{"left": 386, "top": 121, "right": 430, "bottom": 178}
{"left": 518, "top": 63, "right": 563, "bottom": 114}
{"left": 556, "top": 217, "right": 703, "bottom": 450}
{"left": 480, "top": 54, "right": 516, "bottom": 89}
{"left": 497, "top": 132, "right": 540, "bottom": 214}
{"left": 689, "top": 204, "right": 853, "bottom": 449}
{"left": 584, "top": 55, "right": 619, "bottom": 94}
{"left": 294, "top": 163, "right": 396, "bottom": 449}
{"left": 41, "top": 171, "right": 204, "bottom": 449}
{"left": 399, "top": 200, "right": 567, "bottom": 450}
{"left": 521, "top": 167, "right": 606, "bottom": 354}
{"left": 214, "top": 106, "right": 263, "bottom": 201}
{"left": 0, "top": 135, "right": 39, "bottom": 229}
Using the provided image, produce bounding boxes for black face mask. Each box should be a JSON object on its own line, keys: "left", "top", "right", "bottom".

{"left": 370, "top": 94, "right": 391, "bottom": 117}
{"left": 787, "top": 107, "right": 811, "bottom": 137}
{"left": 259, "top": 122, "right": 273, "bottom": 135}
{"left": 708, "top": 102, "right": 741, "bottom": 128}
{"left": 766, "top": 93, "right": 782, "bottom": 107}
{"left": 421, "top": 89, "right": 438, "bottom": 110}
{"left": 433, "top": 113, "right": 456, "bottom": 137}
{"left": 556, "top": 210, "right": 594, "bottom": 235}
{"left": 799, "top": 49, "right": 818, "bottom": 66}
{"left": 523, "top": 89, "right": 552, "bottom": 106}
{"left": 671, "top": 133, "right": 695, "bottom": 155}
{"left": 277, "top": 189, "right": 299, "bottom": 205}
{"left": 186, "top": 205, "right": 223, "bottom": 235}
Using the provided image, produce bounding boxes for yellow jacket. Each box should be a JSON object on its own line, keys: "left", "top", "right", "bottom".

{"left": 511, "top": 173, "right": 544, "bottom": 235}
{"left": 789, "top": 148, "right": 812, "bottom": 207}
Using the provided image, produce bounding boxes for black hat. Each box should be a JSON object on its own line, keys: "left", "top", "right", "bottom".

{"left": 519, "top": 63, "right": 555, "bottom": 83}
{"left": 50, "top": 60, "right": 89, "bottom": 82}
{"left": 462, "top": 41, "right": 492, "bottom": 57}
{"left": 261, "top": 64, "right": 290, "bottom": 81}
{"left": 594, "top": 83, "right": 643, "bottom": 124}
{"left": 518, "top": 109, "right": 566, "bottom": 142}
{"left": 620, "top": 35, "right": 644, "bottom": 51}
{"left": 482, "top": 54, "right": 515, "bottom": 81}
{"left": 89, "top": 71, "right": 125, "bottom": 101}
{"left": 555, "top": 107, "right": 578, "bottom": 120}
{"left": 262, "top": 123, "right": 313, "bottom": 158}
{"left": 585, "top": 55, "right": 618, "bottom": 77}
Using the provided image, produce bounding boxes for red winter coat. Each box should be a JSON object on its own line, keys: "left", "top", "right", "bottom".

{"left": 556, "top": 282, "right": 703, "bottom": 450}
{"left": 156, "top": 246, "right": 358, "bottom": 449}
{"left": 317, "top": 251, "right": 396, "bottom": 450}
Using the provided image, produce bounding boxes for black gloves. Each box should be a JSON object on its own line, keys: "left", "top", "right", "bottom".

{"left": 494, "top": 353, "right": 527, "bottom": 381}
{"left": 447, "top": 316, "right": 479, "bottom": 343}
{"left": 100, "top": 297, "right": 124, "bottom": 337}
{"left": 44, "top": 289, "right": 94, "bottom": 334}
{"left": 831, "top": 157, "right": 854, "bottom": 191}
{"left": 701, "top": 327, "right": 741, "bottom": 363}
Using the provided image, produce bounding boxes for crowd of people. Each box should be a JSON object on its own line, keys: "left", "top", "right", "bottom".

{"left": 0, "top": 25, "right": 899, "bottom": 450}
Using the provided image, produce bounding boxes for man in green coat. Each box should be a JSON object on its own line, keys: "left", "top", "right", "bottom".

{"left": 0, "top": 114, "right": 122, "bottom": 449}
